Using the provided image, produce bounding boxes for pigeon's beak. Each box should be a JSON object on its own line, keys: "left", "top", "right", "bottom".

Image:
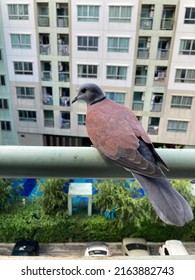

{"left": 72, "top": 96, "right": 78, "bottom": 104}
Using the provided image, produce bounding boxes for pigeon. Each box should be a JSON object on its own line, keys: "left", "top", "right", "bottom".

{"left": 72, "top": 83, "right": 194, "bottom": 226}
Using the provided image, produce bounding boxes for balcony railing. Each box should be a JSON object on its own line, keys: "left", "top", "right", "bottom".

{"left": 160, "top": 19, "right": 173, "bottom": 30}
{"left": 38, "top": 16, "right": 49, "bottom": 27}
{"left": 42, "top": 71, "right": 52, "bottom": 81}
{"left": 140, "top": 18, "right": 153, "bottom": 30}
{"left": 147, "top": 125, "right": 159, "bottom": 135}
{"left": 135, "top": 76, "right": 147, "bottom": 86}
{"left": 150, "top": 103, "right": 162, "bottom": 112}
{"left": 137, "top": 49, "right": 150, "bottom": 59}
{"left": 0, "top": 146, "right": 195, "bottom": 179}
{"left": 157, "top": 49, "right": 169, "bottom": 60}
{"left": 59, "top": 72, "right": 70, "bottom": 82}
{"left": 60, "top": 119, "right": 70, "bottom": 129}
{"left": 132, "top": 101, "right": 144, "bottom": 111}
{"left": 44, "top": 118, "right": 54, "bottom": 127}
{"left": 40, "top": 44, "right": 51, "bottom": 55}
{"left": 58, "top": 45, "right": 69, "bottom": 56}
{"left": 57, "top": 17, "right": 69, "bottom": 27}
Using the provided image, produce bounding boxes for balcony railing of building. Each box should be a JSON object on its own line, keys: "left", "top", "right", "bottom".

{"left": 40, "top": 44, "right": 51, "bottom": 55}
{"left": 57, "top": 16, "right": 69, "bottom": 28}
{"left": 58, "top": 45, "right": 69, "bottom": 56}
{"left": 42, "top": 71, "right": 52, "bottom": 81}
{"left": 147, "top": 125, "right": 159, "bottom": 135}
{"left": 137, "top": 48, "right": 150, "bottom": 59}
{"left": 60, "top": 119, "right": 70, "bottom": 129}
{"left": 59, "top": 72, "right": 70, "bottom": 82}
{"left": 160, "top": 18, "right": 174, "bottom": 30}
{"left": 157, "top": 49, "right": 169, "bottom": 60}
{"left": 135, "top": 76, "right": 147, "bottom": 86}
{"left": 0, "top": 146, "right": 195, "bottom": 179}
{"left": 38, "top": 16, "right": 49, "bottom": 27}
{"left": 44, "top": 118, "right": 54, "bottom": 127}
{"left": 42, "top": 94, "right": 53, "bottom": 105}
{"left": 140, "top": 18, "right": 153, "bottom": 30}
{"left": 132, "top": 101, "right": 144, "bottom": 111}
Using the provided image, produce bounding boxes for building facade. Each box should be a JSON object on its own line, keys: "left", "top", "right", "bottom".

{"left": 0, "top": 0, "right": 194, "bottom": 147}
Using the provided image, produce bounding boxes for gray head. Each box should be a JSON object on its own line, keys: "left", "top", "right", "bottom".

{"left": 72, "top": 83, "right": 106, "bottom": 105}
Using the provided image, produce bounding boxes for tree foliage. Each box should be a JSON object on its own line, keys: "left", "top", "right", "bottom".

{"left": 38, "top": 179, "right": 68, "bottom": 215}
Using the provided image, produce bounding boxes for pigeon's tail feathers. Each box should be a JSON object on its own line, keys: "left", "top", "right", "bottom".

{"left": 132, "top": 172, "right": 194, "bottom": 226}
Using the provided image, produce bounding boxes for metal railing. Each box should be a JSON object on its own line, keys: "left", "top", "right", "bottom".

{"left": 0, "top": 146, "right": 195, "bottom": 179}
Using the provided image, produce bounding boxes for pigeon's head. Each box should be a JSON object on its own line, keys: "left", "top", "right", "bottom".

{"left": 72, "top": 83, "right": 106, "bottom": 105}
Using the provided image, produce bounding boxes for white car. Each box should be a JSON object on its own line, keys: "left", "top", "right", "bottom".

{"left": 84, "top": 242, "right": 111, "bottom": 257}
{"left": 122, "top": 238, "right": 150, "bottom": 256}
{"left": 159, "top": 240, "right": 188, "bottom": 256}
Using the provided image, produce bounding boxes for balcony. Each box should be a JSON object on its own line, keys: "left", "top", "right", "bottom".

{"left": 157, "top": 49, "right": 169, "bottom": 60}
{"left": 37, "top": 3, "right": 49, "bottom": 27}
{"left": 58, "top": 62, "right": 69, "bottom": 82}
{"left": 140, "top": 5, "right": 154, "bottom": 30}
{"left": 42, "top": 87, "right": 53, "bottom": 105}
{"left": 160, "top": 5, "right": 175, "bottom": 30}
{"left": 153, "top": 67, "right": 167, "bottom": 87}
{"left": 56, "top": 3, "right": 69, "bottom": 27}
{"left": 148, "top": 117, "right": 160, "bottom": 135}
{"left": 60, "top": 112, "right": 70, "bottom": 129}
{"left": 150, "top": 94, "right": 163, "bottom": 112}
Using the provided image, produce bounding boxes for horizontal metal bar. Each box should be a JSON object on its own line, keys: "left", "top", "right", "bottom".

{"left": 0, "top": 146, "right": 195, "bottom": 179}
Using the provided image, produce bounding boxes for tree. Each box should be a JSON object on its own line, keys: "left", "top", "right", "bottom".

{"left": 38, "top": 179, "right": 68, "bottom": 215}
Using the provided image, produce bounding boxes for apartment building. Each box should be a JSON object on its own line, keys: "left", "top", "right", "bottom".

{"left": 0, "top": 0, "right": 194, "bottom": 147}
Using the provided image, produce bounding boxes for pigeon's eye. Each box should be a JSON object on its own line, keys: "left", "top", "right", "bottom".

{"left": 81, "top": 88, "right": 86, "bottom": 93}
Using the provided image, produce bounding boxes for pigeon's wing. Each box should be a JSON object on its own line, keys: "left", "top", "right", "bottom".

{"left": 86, "top": 98, "right": 165, "bottom": 177}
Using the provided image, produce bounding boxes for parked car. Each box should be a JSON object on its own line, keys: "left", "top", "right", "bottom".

{"left": 122, "top": 238, "right": 150, "bottom": 256}
{"left": 159, "top": 240, "right": 188, "bottom": 256}
{"left": 11, "top": 240, "right": 39, "bottom": 256}
{"left": 84, "top": 242, "right": 111, "bottom": 257}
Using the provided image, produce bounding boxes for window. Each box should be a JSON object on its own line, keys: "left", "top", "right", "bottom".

{"left": 179, "top": 40, "right": 195, "bottom": 55}
{"left": 8, "top": 4, "right": 28, "bottom": 20}
{"left": 14, "top": 62, "right": 33, "bottom": 75}
{"left": 107, "top": 66, "right": 127, "bottom": 80}
{"left": 106, "top": 92, "right": 125, "bottom": 104}
{"left": 184, "top": 8, "right": 195, "bottom": 24}
{"left": 78, "top": 65, "right": 98, "bottom": 78}
{"left": 44, "top": 110, "right": 54, "bottom": 127}
{"left": 78, "top": 36, "right": 98, "bottom": 51}
{"left": 78, "top": 114, "right": 86, "bottom": 125}
{"left": 167, "top": 120, "right": 188, "bottom": 132}
{"left": 16, "top": 87, "right": 35, "bottom": 99}
{"left": 61, "top": 112, "right": 70, "bottom": 129}
{"left": 108, "top": 37, "right": 129, "bottom": 52}
{"left": 0, "top": 99, "right": 8, "bottom": 109}
{"left": 11, "top": 34, "right": 31, "bottom": 49}
{"left": 175, "top": 69, "right": 195, "bottom": 84}
{"left": 77, "top": 5, "right": 99, "bottom": 22}
{"left": 171, "top": 96, "right": 192, "bottom": 109}
{"left": 109, "top": 6, "right": 131, "bottom": 22}
{"left": 1, "top": 121, "right": 11, "bottom": 131}
{"left": 18, "top": 110, "right": 36, "bottom": 122}
{"left": 38, "top": 3, "right": 49, "bottom": 27}
{"left": 0, "top": 49, "right": 2, "bottom": 60}
{"left": 0, "top": 75, "right": 6, "bottom": 86}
